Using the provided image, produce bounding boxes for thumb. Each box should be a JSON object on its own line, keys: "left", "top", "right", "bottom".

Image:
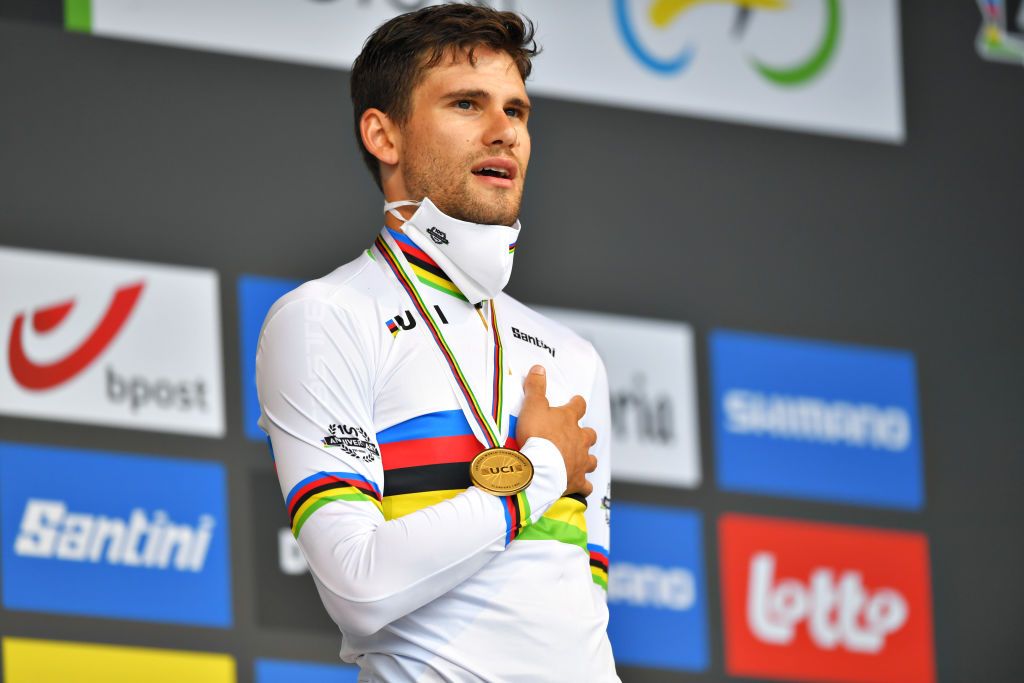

{"left": 522, "top": 365, "right": 548, "bottom": 408}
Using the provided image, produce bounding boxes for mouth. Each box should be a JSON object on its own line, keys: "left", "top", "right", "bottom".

{"left": 471, "top": 158, "right": 517, "bottom": 188}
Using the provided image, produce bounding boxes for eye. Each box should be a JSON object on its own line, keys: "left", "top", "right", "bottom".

{"left": 455, "top": 100, "right": 473, "bottom": 110}
{"left": 504, "top": 107, "right": 521, "bottom": 118}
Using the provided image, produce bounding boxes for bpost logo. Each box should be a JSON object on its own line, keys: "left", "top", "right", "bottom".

{"left": 536, "top": 307, "right": 701, "bottom": 488}
{"left": 0, "top": 247, "right": 224, "bottom": 436}
{"left": 239, "top": 275, "right": 301, "bottom": 441}
{"left": 719, "top": 514, "right": 935, "bottom": 683}
{"left": 0, "top": 442, "right": 232, "bottom": 627}
{"left": 615, "top": 0, "right": 840, "bottom": 85}
{"left": 976, "top": 0, "right": 1024, "bottom": 64}
{"left": 710, "top": 330, "right": 924, "bottom": 509}
{"left": 606, "top": 503, "right": 708, "bottom": 671}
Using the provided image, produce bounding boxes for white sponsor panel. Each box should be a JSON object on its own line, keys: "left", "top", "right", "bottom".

{"left": 0, "top": 247, "right": 225, "bottom": 436}
{"left": 86, "top": 0, "right": 903, "bottom": 143}
{"left": 536, "top": 307, "right": 700, "bottom": 488}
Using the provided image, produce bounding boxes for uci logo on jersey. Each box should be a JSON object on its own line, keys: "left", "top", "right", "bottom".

{"left": 0, "top": 442, "right": 232, "bottom": 627}
{"left": 710, "top": 330, "right": 924, "bottom": 510}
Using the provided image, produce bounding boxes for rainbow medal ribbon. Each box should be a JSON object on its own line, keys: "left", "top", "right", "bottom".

{"left": 375, "top": 230, "right": 533, "bottom": 496}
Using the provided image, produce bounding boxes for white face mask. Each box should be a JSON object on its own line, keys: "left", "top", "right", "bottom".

{"left": 383, "top": 197, "right": 520, "bottom": 305}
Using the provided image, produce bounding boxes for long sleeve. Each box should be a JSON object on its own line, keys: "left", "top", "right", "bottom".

{"left": 581, "top": 349, "right": 613, "bottom": 602}
{"left": 255, "top": 295, "right": 567, "bottom": 637}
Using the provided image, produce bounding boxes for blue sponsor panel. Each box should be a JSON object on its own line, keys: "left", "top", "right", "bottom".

{"left": 238, "top": 275, "right": 300, "bottom": 441}
{"left": 255, "top": 659, "right": 359, "bottom": 683}
{"left": 607, "top": 503, "right": 708, "bottom": 672}
{"left": 0, "top": 442, "right": 231, "bottom": 627}
{"left": 711, "top": 330, "right": 924, "bottom": 509}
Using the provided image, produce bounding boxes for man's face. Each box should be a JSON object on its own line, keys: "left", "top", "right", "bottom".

{"left": 397, "top": 47, "right": 531, "bottom": 226}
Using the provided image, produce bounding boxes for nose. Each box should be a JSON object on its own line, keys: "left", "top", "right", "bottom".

{"left": 482, "top": 107, "right": 519, "bottom": 149}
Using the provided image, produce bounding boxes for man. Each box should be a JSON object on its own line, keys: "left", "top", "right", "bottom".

{"left": 256, "top": 5, "right": 617, "bottom": 681}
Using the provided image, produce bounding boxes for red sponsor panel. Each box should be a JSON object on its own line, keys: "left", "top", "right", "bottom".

{"left": 719, "top": 514, "right": 935, "bottom": 683}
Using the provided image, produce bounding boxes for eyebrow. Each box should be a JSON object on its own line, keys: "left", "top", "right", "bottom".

{"left": 441, "top": 89, "right": 532, "bottom": 112}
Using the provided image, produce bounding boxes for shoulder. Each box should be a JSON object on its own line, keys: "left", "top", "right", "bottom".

{"left": 260, "top": 250, "right": 400, "bottom": 335}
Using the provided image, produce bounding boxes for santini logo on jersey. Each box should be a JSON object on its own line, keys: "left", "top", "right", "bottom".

{"left": 14, "top": 498, "right": 215, "bottom": 572}
{"left": 723, "top": 389, "right": 911, "bottom": 451}
{"left": 511, "top": 327, "right": 555, "bottom": 357}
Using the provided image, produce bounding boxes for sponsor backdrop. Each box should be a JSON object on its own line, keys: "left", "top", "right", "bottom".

{"left": 1, "top": 1, "right": 1023, "bottom": 682}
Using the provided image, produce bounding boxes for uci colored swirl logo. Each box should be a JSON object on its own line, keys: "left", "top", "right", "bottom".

{"left": 614, "top": 0, "right": 841, "bottom": 86}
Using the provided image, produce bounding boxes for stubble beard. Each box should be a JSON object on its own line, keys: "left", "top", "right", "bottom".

{"left": 403, "top": 147, "right": 523, "bottom": 227}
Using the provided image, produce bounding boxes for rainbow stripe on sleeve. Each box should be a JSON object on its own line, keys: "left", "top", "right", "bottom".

{"left": 588, "top": 543, "right": 610, "bottom": 590}
{"left": 286, "top": 471, "right": 383, "bottom": 538}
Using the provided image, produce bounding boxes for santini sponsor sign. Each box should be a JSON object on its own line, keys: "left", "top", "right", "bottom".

{"left": 0, "top": 246, "right": 224, "bottom": 436}
{"left": 0, "top": 442, "right": 232, "bottom": 627}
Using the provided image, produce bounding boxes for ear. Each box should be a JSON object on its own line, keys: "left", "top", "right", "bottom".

{"left": 360, "top": 108, "right": 400, "bottom": 168}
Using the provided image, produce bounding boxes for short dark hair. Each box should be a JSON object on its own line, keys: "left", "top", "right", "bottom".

{"left": 350, "top": 4, "right": 539, "bottom": 190}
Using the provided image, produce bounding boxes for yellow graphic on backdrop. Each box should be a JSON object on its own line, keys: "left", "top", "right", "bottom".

{"left": 649, "top": 0, "right": 786, "bottom": 27}
{"left": 2, "top": 638, "right": 236, "bottom": 683}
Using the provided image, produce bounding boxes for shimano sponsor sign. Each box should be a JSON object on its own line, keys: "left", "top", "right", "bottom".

{"left": 607, "top": 503, "right": 708, "bottom": 672}
{"left": 711, "top": 330, "right": 923, "bottom": 509}
{"left": 0, "top": 246, "right": 224, "bottom": 436}
{"left": 78, "top": 0, "right": 902, "bottom": 143}
{"left": 239, "top": 275, "right": 300, "bottom": 441}
{"left": 537, "top": 307, "right": 701, "bottom": 488}
{"left": 719, "top": 514, "right": 935, "bottom": 683}
{"left": 0, "top": 443, "right": 231, "bottom": 627}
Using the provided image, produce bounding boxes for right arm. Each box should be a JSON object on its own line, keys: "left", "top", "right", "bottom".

{"left": 256, "top": 297, "right": 570, "bottom": 637}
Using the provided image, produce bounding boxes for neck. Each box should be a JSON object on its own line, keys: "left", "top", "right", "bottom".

{"left": 383, "top": 203, "right": 417, "bottom": 232}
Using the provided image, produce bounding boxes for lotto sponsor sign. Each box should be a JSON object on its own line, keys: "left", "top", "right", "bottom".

{"left": 0, "top": 442, "right": 232, "bottom": 627}
{"left": 719, "top": 514, "right": 935, "bottom": 683}
{"left": 2, "top": 638, "right": 235, "bottom": 683}
{"left": 75, "top": 0, "right": 903, "bottom": 143}
{"left": 537, "top": 307, "right": 701, "bottom": 488}
{"left": 711, "top": 330, "right": 924, "bottom": 509}
{"left": 0, "top": 246, "right": 224, "bottom": 436}
{"left": 607, "top": 503, "right": 708, "bottom": 671}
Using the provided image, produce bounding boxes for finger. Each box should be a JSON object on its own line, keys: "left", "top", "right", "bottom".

{"left": 585, "top": 454, "right": 598, "bottom": 474}
{"left": 521, "top": 365, "right": 548, "bottom": 409}
{"left": 566, "top": 395, "right": 587, "bottom": 420}
{"left": 581, "top": 427, "right": 597, "bottom": 448}
{"left": 579, "top": 480, "right": 594, "bottom": 498}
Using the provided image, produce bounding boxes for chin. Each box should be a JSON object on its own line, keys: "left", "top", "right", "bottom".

{"left": 445, "top": 195, "right": 521, "bottom": 227}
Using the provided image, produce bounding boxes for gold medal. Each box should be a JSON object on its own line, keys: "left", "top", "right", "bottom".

{"left": 469, "top": 448, "right": 534, "bottom": 496}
